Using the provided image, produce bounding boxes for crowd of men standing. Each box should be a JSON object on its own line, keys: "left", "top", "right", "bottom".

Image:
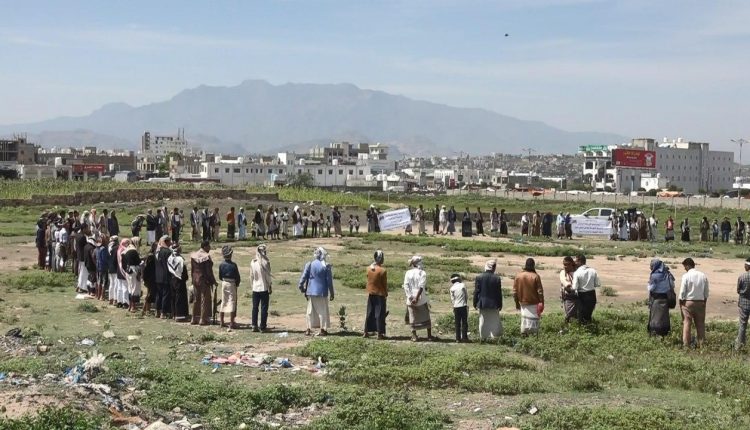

{"left": 31, "top": 202, "right": 750, "bottom": 350}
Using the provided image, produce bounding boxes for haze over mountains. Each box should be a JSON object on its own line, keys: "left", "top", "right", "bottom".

{"left": 0, "top": 80, "right": 627, "bottom": 156}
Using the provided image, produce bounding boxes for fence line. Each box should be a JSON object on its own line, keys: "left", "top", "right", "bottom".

{"left": 446, "top": 189, "right": 750, "bottom": 210}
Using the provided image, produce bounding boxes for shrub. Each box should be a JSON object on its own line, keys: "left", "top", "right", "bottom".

{"left": 309, "top": 389, "right": 447, "bottom": 430}
{"left": 1, "top": 271, "right": 76, "bottom": 292}
{"left": 0, "top": 406, "right": 103, "bottom": 429}
{"left": 77, "top": 302, "right": 99, "bottom": 313}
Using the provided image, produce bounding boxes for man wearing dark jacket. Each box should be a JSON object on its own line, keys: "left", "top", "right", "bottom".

{"left": 75, "top": 225, "right": 91, "bottom": 292}
{"left": 146, "top": 209, "right": 157, "bottom": 245}
{"left": 82, "top": 236, "right": 98, "bottom": 296}
{"left": 154, "top": 236, "right": 173, "bottom": 318}
{"left": 35, "top": 218, "right": 47, "bottom": 270}
{"left": 474, "top": 259, "right": 503, "bottom": 340}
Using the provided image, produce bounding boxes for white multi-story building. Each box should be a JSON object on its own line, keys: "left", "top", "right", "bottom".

{"left": 580, "top": 138, "right": 734, "bottom": 194}
{"left": 579, "top": 145, "right": 617, "bottom": 190}
{"left": 141, "top": 129, "right": 191, "bottom": 157}
{"left": 635, "top": 138, "right": 734, "bottom": 194}
{"left": 196, "top": 159, "right": 375, "bottom": 187}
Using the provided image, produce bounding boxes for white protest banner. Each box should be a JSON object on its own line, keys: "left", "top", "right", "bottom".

{"left": 377, "top": 208, "right": 412, "bottom": 231}
{"left": 570, "top": 217, "right": 611, "bottom": 236}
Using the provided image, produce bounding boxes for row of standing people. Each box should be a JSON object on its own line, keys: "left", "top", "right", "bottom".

{"left": 411, "top": 205, "right": 573, "bottom": 239}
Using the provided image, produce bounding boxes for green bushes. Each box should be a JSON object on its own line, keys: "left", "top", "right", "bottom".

{"left": 76, "top": 302, "right": 99, "bottom": 313}
{"left": 138, "top": 366, "right": 322, "bottom": 428}
{"left": 0, "top": 406, "right": 103, "bottom": 430}
{"left": 297, "top": 338, "right": 542, "bottom": 395}
{"left": 523, "top": 405, "right": 744, "bottom": 430}
{"left": 309, "top": 390, "right": 448, "bottom": 430}
{"left": 0, "top": 271, "right": 76, "bottom": 292}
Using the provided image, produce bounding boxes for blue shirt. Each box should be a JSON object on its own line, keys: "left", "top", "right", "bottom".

{"left": 96, "top": 246, "right": 109, "bottom": 271}
{"left": 298, "top": 260, "right": 334, "bottom": 297}
{"left": 648, "top": 271, "right": 673, "bottom": 294}
{"left": 219, "top": 260, "right": 241, "bottom": 286}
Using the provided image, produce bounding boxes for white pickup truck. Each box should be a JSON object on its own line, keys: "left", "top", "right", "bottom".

{"left": 570, "top": 208, "right": 615, "bottom": 236}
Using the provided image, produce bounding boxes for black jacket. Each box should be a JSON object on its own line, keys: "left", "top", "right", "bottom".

{"left": 146, "top": 214, "right": 157, "bottom": 230}
{"left": 83, "top": 241, "right": 97, "bottom": 273}
{"left": 473, "top": 271, "right": 502, "bottom": 310}
{"left": 155, "top": 247, "right": 172, "bottom": 284}
{"left": 108, "top": 246, "right": 119, "bottom": 274}
{"left": 76, "top": 234, "right": 88, "bottom": 261}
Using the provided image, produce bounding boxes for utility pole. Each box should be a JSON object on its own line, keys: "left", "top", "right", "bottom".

{"left": 521, "top": 148, "right": 536, "bottom": 159}
{"left": 732, "top": 138, "right": 747, "bottom": 194}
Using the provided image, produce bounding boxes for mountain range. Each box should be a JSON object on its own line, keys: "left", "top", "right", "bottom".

{"left": 0, "top": 80, "right": 627, "bottom": 156}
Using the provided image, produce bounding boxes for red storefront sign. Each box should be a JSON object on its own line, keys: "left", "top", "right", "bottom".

{"left": 612, "top": 149, "right": 656, "bottom": 169}
{"left": 72, "top": 163, "right": 106, "bottom": 173}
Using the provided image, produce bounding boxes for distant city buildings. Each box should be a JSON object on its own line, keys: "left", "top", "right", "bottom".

{"left": 2, "top": 129, "right": 743, "bottom": 195}
{"left": 579, "top": 138, "right": 734, "bottom": 194}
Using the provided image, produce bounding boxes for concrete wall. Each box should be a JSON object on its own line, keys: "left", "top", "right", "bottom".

{"left": 0, "top": 189, "right": 278, "bottom": 207}
{"left": 447, "top": 189, "right": 750, "bottom": 210}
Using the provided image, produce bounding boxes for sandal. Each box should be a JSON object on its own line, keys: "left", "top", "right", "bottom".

{"left": 410, "top": 334, "right": 418, "bottom": 342}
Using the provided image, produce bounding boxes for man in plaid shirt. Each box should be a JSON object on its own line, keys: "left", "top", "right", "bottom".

{"left": 737, "top": 259, "right": 750, "bottom": 350}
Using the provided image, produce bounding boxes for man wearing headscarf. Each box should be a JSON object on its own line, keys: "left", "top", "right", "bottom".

{"left": 190, "top": 206, "right": 201, "bottom": 242}
{"left": 292, "top": 206, "right": 303, "bottom": 238}
{"left": 254, "top": 205, "right": 265, "bottom": 240}
{"left": 123, "top": 237, "right": 143, "bottom": 312}
{"left": 474, "top": 259, "right": 503, "bottom": 340}
{"left": 280, "top": 207, "right": 289, "bottom": 239}
{"left": 115, "top": 237, "right": 131, "bottom": 308}
{"left": 250, "top": 244, "right": 272, "bottom": 332}
{"left": 108, "top": 210, "right": 120, "bottom": 237}
{"left": 513, "top": 258, "right": 545, "bottom": 336}
{"left": 35, "top": 217, "right": 47, "bottom": 270}
{"left": 168, "top": 244, "right": 190, "bottom": 322}
{"left": 736, "top": 258, "right": 750, "bottom": 350}
{"left": 74, "top": 224, "right": 91, "bottom": 291}
{"left": 332, "top": 206, "right": 343, "bottom": 238}
{"left": 439, "top": 205, "right": 447, "bottom": 235}
{"left": 99, "top": 209, "right": 109, "bottom": 237}
{"left": 219, "top": 245, "right": 241, "bottom": 329}
{"left": 202, "top": 208, "right": 211, "bottom": 241}
{"left": 298, "top": 247, "right": 334, "bottom": 336}
{"left": 647, "top": 258, "right": 674, "bottom": 337}
{"left": 170, "top": 207, "right": 182, "bottom": 244}
{"left": 237, "top": 208, "right": 247, "bottom": 240}
{"left": 141, "top": 242, "right": 158, "bottom": 316}
{"left": 145, "top": 209, "right": 157, "bottom": 245}
{"left": 154, "top": 235, "right": 173, "bottom": 319}
{"left": 447, "top": 206, "right": 457, "bottom": 235}
{"left": 559, "top": 256, "right": 578, "bottom": 326}
{"left": 364, "top": 250, "right": 388, "bottom": 339}
{"left": 226, "top": 207, "right": 236, "bottom": 242}
{"left": 191, "top": 240, "right": 218, "bottom": 325}
{"left": 106, "top": 236, "right": 119, "bottom": 305}
{"left": 403, "top": 255, "right": 434, "bottom": 341}
{"left": 83, "top": 233, "right": 98, "bottom": 296}
{"left": 367, "top": 205, "right": 377, "bottom": 233}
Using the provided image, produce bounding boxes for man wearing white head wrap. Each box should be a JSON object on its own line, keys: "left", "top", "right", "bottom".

{"left": 364, "top": 250, "right": 388, "bottom": 339}
{"left": 280, "top": 207, "right": 290, "bottom": 239}
{"left": 292, "top": 206, "right": 303, "bottom": 238}
{"left": 299, "top": 246, "right": 335, "bottom": 335}
{"left": 251, "top": 244, "right": 272, "bottom": 332}
{"left": 168, "top": 244, "right": 190, "bottom": 322}
{"left": 403, "top": 255, "right": 434, "bottom": 341}
{"left": 474, "top": 259, "right": 503, "bottom": 340}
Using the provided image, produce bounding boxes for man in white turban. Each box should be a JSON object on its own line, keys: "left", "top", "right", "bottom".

{"left": 403, "top": 255, "right": 435, "bottom": 341}
{"left": 474, "top": 259, "right": 503, "bottom": 340}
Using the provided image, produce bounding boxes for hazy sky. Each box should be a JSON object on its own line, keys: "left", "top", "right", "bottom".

{"left": 1, "top": 0, "right": 748, "bottom": 152}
